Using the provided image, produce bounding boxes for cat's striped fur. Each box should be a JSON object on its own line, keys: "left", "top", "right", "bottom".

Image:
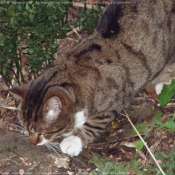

{"left": 2, "top": 0, "right": 175, "bottom": 156}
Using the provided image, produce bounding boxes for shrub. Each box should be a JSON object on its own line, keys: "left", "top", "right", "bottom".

{"left": 0, "top": 0, "right": 72, "bottom": 87}
{"left": 0, "top": 0, "right": 103, "bottom": 87}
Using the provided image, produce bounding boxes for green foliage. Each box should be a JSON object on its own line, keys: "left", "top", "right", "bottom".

{"left": 158, "top": 79, "right": 175, "bottom": 106}
{"left": 157, "top": 148, "right": 175, "bottom": 175}
{"left": 131, "top": 111, "right": 175, "bottom": 151}
{"left": 154, "top": 110, "right": 163, "bottom": 122}
{"left": 131, "top": 121, "right": 147, "bottom": 134}
{"left": 155, "top": 110, "right": 175, "bottom": 132}
{"left": 130, "top": 154, "right": 143, "bottom": 175}
{"left": 74, "top": 4, "right": 102, "bottom": 34}
{"left": 0, "top": 0, "right": 72, "bottom": 87}
{"left": 130, "top": 148, "right": 175, "bottom": 175}
{"left": 0, "top": 1, "right": 102, "bottom": 87}
{"left": 90, "top": 148, "right": 175, "bottom": 175}
{"left": 89, "top": 153, "right": 129, "bottom": 175}
{"left": 134, "top": 140, "right": 144, "bottom": 150}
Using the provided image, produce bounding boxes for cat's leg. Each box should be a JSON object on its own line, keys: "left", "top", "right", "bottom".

{"left": 60, "top": 111, "right": 116, "bottom": 156}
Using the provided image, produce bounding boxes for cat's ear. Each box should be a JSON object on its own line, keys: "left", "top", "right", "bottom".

{"left": 43, "top": 96, "right": 62, "bottom": 123}
{"left": 8, "top": 85, "right": 28, "bottom": 100}
{"left": 1, "top": 90, "right": 9, "bottom": 99}
{"left": 1, "top": 85, "right": 28, "bottom": 100}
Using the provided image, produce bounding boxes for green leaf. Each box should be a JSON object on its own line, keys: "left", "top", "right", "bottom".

{"left": 131, "top": 154, "right": 143, "bottom": 174}
{"left": 0, "top": 40, "right": 4, "bottom": 46}
{"left": 51, "top": 43, "right": 58, "bottom": 49}
{"left": 131, "top": 122, "right": 147, "bottom": 134}
{"left": 160, "top": 117, "right": 175, "bottom": 132}
{"left": 134, "top": 140, "right": 144, "bottom": 150}
{"left": 25, "top": 3, "right": 31, "bottom": 11}
{"left": 29, "top": 13, "right": 34, "bottom": 21}
{"left": 28, "top": 48, "right": 34, "bottom": 54}
{"left": 23, "top": 48, "right": 29, "bottom": 54}
{"left": 16, "top": 39, "right": 21, "bottom": 44}
{"left": 158, "top": 79, "right": 175, "bottom": 106}
{"left": 155, "top": 111, "right": 175, "bottom": 131}
{"left": 154, "top": 110, "right": 163, "bottom": 125}
{"left": 21, "top": 45, "right": 28, "bottom": 49}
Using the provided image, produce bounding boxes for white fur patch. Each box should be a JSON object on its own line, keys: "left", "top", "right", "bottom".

{"left": 44, "top": 96, "right": 62, "bottom": 123}
{"left": 62, "top": 110, "right": 87, "bottom": 138}
{"left": 60, "top": 135, "right": 83, "bottom": 156}
{"left": 155, "top": 80, "right": 172, "bottom": 95}
{"left": 37, "top": 135, "right": 49, "bottom": 145}
{"left": 48, "top": 109, "right": 55, "bottom": 116}
{"left": 74, "top": 110, "right": 87, "bottom": 128}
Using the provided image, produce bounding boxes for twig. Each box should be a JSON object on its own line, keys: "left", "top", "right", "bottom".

{"left": 161, "top": 103, "right": 175, "bottom": 107}
{"left": 0, "top": 105, "right": 19, "bottom": 110}
{"left": 66, "top": 27, "right": 80, "bottom": 37}
{"left": 121, "top": 110, "right": 166, "bottom": 175}
{"left": 88, "top": 135, "right": 139, "bottom": 147}
{"left": 70, "top": 25, "right": 81, "bottom": 38}
{"left": 66, "top": 37, "right": 78, "bottom": 41}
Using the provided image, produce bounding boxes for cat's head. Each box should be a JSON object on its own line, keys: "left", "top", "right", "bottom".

{"left": 1, "top": 83, "right": 74, "bottom": 146}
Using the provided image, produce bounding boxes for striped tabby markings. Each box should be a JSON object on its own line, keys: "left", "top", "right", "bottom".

{"left": 25, "top": 70, "right": 58, "bottom": 121}
{"left": 122, "top": 43, "right": 152, "bottom": 78}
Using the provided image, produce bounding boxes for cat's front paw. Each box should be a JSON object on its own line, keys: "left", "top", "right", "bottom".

{"left": 60, "top": 135, "right": 83, "bottom": 156}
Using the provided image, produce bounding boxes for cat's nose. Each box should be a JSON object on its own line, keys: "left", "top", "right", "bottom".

{"left": 29, "top": 133, "right": 39, "bottom": 145}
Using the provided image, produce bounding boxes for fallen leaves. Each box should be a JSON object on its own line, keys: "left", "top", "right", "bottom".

{"left": 19, "top": 157, "right": 32, "bottom": 166}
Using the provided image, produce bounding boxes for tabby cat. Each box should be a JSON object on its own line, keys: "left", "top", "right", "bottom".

{"left": 1, "top": 0, "right": 175, "bottom": 156}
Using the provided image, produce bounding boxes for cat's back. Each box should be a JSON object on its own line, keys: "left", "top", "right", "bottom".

{"left": 53, "top": 0, "right": 175, "bottom": 113}
{"left": 63, "top": 0, "right": 175, "bottom": 86}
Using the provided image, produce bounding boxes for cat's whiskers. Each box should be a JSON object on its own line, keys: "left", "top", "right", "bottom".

{"left": 45, "top": 144, "right": 52, "bottom": 152}
{"left": 9, "top": 124, "right": 29, "bottom": 136}
{"left": 10, "top": 123, "right": 24, "bottom": 130}
{"left": 45, "top": 142, "right": 61, "bottom": 155}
